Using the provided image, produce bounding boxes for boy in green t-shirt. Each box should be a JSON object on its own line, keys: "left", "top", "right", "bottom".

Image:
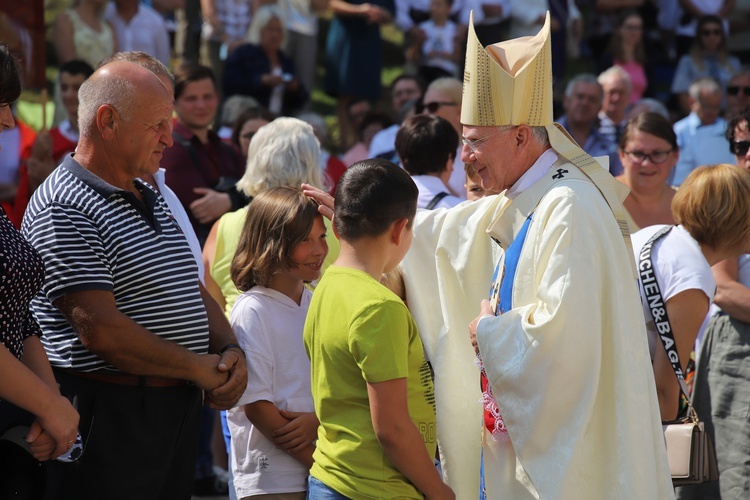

{"left": 303, "top": 159, "right": 454, "bottom": 499}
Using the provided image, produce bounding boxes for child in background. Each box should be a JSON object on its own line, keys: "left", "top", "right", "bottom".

{"left": 396, "top": 114, "right": 462, "bottom": 210}
{"left": 227, "top": 187, "right": 327, "bottom": 499}
{"left": 409, "top": 0, "right": 459, "bottom": 86}
{"left": 303, "top": 159, "right": 455, "bottom": 499}
{"left": 464, "top": 163, "right": 500, "bottom": 201}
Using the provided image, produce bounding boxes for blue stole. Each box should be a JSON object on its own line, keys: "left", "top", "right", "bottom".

{"left": 479, "top": 214, "right": 534, "bottom": 499}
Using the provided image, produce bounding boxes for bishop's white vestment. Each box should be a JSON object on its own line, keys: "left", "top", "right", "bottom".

{"left": 402, "top": 155, "right": 674, "bottom": 499}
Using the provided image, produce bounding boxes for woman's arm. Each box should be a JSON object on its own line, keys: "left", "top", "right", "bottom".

{"left": 653, "top": 289, "right": 709, "bottom": 421}
{"left": 312, "top": 0, "right": 330, "bottom": 12}
{"left": 202, "top": 220, "right": 227, "bottom": 311}
{"left": 243, "top": 401, "right": 316, "bottom": 467}
{"left": 330, "top": 0, "right": 372, "bottom": 17}
{"left": 200, "top": 0, "right": 225, "bottom": 41}
{"left": 20, "top": 336, "right": 67, "bottom": 460}
{"left": 0, "top": 342, "right": 79, "bottom": 459}
{"left": 712, "top": 258, "right": 750, "bottom": 322}
{"left": 20, "top": 335, "right": 59, "bottom": 395}
{"left": 367, "top": 378, "right": 455, "bottom": 500}
{"left": 678, "top": 0, "right": 705, "bottom": 18}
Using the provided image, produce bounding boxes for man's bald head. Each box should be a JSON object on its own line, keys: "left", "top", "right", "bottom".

{"left": 100, "top": 51, "right": 174, "bottom": 94}
{"left": 77, "top": 61, "right": 171, "bottom": 136}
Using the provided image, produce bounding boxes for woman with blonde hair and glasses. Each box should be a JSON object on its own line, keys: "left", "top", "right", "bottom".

{"left": 616, "top": 111, "right": 679, "bottom": 230}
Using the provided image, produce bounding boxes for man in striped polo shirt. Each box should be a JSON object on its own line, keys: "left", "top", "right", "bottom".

{"left": 22, "top": 60, "right": 247, "bottom": 499}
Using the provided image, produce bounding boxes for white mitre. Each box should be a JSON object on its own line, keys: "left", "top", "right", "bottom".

{"left": 462, "top": 12, "right": 636, "bottom": 275}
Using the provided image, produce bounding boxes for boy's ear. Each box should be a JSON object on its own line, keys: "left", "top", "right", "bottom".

{"left": 390, "top": 217, "right": 410, "bottom": 245}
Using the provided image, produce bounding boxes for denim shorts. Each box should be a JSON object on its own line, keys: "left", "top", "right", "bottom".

{"left": 307, "top": 476, "right": 350, "bottom": 500}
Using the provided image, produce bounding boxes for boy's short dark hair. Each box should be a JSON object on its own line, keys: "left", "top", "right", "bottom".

{"left": 396, "top": 115, "right": 458, "bottom": 176}
{"left": 60, "top": 59, "right": 95, "bottom": 80}
{"left": 334, "top": 158, "right": 418, "bottom": 241}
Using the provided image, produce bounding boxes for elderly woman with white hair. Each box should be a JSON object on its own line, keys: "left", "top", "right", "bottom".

{"left": 223, "top": 5, "right": 308, "bottom": 116}
{"left": 202, "top": 117, "right": 335, "bottom": 317}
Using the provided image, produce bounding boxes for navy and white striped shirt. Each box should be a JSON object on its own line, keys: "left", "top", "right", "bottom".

{"left": 22, "top": 155, "right": 209, "bottom": 371}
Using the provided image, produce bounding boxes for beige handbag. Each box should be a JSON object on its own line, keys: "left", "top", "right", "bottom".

{"left": 662, "top": 407, "right": 718, "bottom": 485}
{"left": 641, "top": 227, "right": 719, "bottom": 485}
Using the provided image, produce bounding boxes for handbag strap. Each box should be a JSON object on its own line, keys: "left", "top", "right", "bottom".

{"left": 638, "top": 225, "right": 697, "bottom": 418}
{"left": 426, "top": 192, "right": 449, "bottom": 210}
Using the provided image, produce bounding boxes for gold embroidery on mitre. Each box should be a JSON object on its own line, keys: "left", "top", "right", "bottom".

{"left": 461, "top": 12, "right": 553, "bottom": 127}
{"left": 461, "top": 11, "right": 638, "bottom": 278}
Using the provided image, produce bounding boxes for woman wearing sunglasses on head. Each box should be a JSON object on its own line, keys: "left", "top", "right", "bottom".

{"left": 676, "top": 107, "right": 750, "bottom": 500}
{"left": 725, "top": 69, "right": 750, "bottom": 118}
{"left": 671, "top": 15, "right": 740, "bottom": 116}
{"left": 616, "top": 112, "right": 679, "bottom": 230}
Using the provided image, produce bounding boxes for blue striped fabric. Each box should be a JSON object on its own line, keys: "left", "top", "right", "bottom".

{"left": 22, "top": 155, "right": 209, "bottom": 371}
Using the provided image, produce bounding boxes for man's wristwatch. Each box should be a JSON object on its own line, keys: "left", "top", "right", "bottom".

{"left": 218, "top": 343, "right": 245, "bottom": 358}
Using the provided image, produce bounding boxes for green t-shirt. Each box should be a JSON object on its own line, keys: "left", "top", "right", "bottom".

{"left": 304, "top": 266, "right": 436, "bottom": 499}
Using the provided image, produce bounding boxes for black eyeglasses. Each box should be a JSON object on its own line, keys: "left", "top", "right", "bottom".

{"left": 416, "top": 101, "right": 457, "bottom": 114}
{"left": 731, "top": 140, "right": 750, "bottom": 156}
{"left": 728, "top": 86, "right": 750, "bottom": 97}
{"left": 624, "top": 149, "right": 674, "bottom": 164}
{"left": 701, "top": 28, "right": 722, "bottom": 36}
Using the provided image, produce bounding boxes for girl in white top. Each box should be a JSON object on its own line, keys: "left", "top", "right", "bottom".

{"left": 631, "top": 164, "right": 750, "bottom": 421}
{"left": 228, "top": 187, "right": 328, "bottom": 499}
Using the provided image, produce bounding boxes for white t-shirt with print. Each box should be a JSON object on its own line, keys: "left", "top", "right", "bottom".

{"left": 228, "top": 286, "right": 314, "bottom": 496}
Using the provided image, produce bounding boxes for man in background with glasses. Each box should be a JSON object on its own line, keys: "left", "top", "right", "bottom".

{"left": 418, "top": 77, "right": 466, "bottom": 199}
{"left": 725, "top": 68, "right": 750, "bottom": 118}
{"left": 401, "top": 11, "right": 673, "bottom": 499}
{"left": 557, "top": 73, "right": 622, "bottom": 176}
{"left": 671, "top": 77, "right": 734, "bottom": 185}
{"left": 596, "top": 66, "right": 632, "bottom": 144}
